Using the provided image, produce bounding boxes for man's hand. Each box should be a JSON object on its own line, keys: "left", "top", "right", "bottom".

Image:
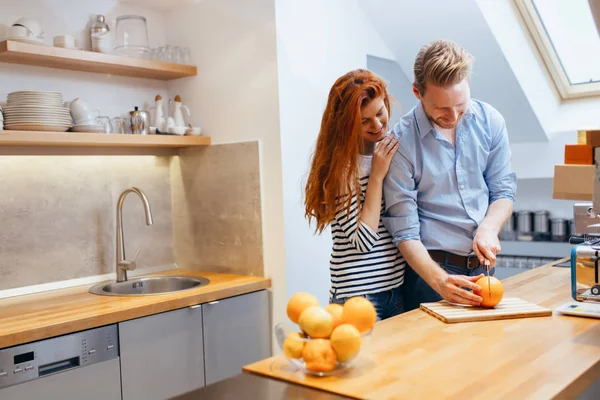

{"left": 434, "top": 273, "right": 484, "bottom": 306}
{"left": 473, "top": 226, "right": 501, "bottom": 267}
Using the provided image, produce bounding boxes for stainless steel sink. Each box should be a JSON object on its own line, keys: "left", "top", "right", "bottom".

{"left": 89, "top": 275, "right": 210, "bottom": 296}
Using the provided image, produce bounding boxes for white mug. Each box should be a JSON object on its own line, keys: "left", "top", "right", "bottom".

{"left": 69, "top": 98, "right": 96, "bottom": 122}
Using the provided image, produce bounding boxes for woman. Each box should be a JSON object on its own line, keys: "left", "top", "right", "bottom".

{"left": 304, "top": 69, "right": 407, "bottom": 320}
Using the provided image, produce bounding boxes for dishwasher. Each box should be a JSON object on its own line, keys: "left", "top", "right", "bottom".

{"left": 0, "top": 324, "right": 121, "bottom": 400}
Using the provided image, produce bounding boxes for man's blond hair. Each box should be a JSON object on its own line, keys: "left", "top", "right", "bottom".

{"left": 413, "top": 40, "right": 473, "bottom": 95}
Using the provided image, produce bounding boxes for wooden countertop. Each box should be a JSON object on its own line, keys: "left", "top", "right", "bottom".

{"left": 0, "top": 270, "right": 270, "bottom": 349}
{"left": 244, "top": 259, "right": 600, "bottom": 399}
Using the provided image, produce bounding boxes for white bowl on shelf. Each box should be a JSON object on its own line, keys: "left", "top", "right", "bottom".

{"left": 168, "top": 126, "right": 187, "bottom": 136}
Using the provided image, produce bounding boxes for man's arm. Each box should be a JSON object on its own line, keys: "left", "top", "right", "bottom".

{"left": 383, "top": 128, "right": 482, "bottom": 305}
{"left": 473, "top": 109, "right": 517, "bottom": 266}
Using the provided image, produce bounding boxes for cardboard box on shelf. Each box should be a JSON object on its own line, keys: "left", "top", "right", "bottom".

{"left": 578, "top": 129, "right": 600, "bottom": 147}
{"left": 565, "top": 144, "right": 594, "bottom": 165}
{"left": 553, "top": 164, "right": 594, "bottom": 201}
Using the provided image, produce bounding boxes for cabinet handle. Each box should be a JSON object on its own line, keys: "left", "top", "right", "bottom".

{"left": 208, "top": 301, "right": 219, "bottom": 305}
{"left": 189, "top": 304, "right": 201, "bottom": 309}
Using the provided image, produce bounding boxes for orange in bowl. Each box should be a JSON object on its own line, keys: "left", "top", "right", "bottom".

{"left": 330, "top": 324, "right": 362, "bottom": 362}
{"left": 298, "top": 306, "right": 333, "bottom": 338}
{"left": 302, "top": 339, "right": 337, "bottom": 373}
{"left": 476, "top": 276, "right": 504, "bottom": 308}
{"left": 286, "top": 292, "right": 320, "bottom": 323}
{"left": 342, "top": 296, "right": 377, "bottom": 333}
{"left": 283, "top": 332, "right": 306, "bottom": 359}
{"left": 324, "top": 303, "right": 344, "bottom": 330}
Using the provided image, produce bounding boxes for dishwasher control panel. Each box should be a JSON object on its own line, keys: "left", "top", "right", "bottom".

{"left": 0, "top": 324, "right": 118, "bottom": 390}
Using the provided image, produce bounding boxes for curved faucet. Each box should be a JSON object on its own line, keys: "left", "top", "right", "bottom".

{"left": 116, "top": 187, "right": 153, "bottom": 282}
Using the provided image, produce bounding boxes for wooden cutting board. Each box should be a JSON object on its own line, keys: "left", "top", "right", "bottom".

{"left": 420, "top": 297, "right": 552, "bottom": 323}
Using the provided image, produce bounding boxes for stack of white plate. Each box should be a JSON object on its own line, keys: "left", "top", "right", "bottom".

{"left": 3, "top": 91, "right": 72, "bottom": 132}
{"left": 0, "top": 105, "right": 4, "bottom": 130}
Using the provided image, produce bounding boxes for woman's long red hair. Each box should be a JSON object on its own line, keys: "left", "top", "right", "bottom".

{"left": 305, "top": 69, "right": 391, "bottom": 234}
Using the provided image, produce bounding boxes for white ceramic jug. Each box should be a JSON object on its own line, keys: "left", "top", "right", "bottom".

{"left": 171, "top": 95, "right": 190, "bottom": 128}
{"left": 150, "top": 94, "right": 166, "bottom": 132}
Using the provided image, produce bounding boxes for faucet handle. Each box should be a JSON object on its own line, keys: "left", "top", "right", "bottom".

{"left": 128, "top": 249, "right": 141, "bottom": 271}
{"left": 119, "top": 249, "right": 141, "bottom": 272}
{"left": 132, "top": 249, "right": 141, "bottom": 263}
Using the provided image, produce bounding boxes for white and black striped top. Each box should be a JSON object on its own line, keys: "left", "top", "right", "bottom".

{"left": 329, "top": 155, "right": 406, "bottom": 299}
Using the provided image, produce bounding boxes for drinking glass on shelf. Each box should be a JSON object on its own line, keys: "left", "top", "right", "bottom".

{"left": 97, "top": 116, "right": 113, "bottom": 134}
{"left": 112, "top": 117, "right": 131, "bottom": 134}
{"left": 181, "top": 47, "right": 191, "bottom": 64}
{"left": 173, "top": 46, "right": 183, "bottom": 64}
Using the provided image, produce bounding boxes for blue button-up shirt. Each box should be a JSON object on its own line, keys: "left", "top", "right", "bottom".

{"left": 382, "top": 99, "right": 517, "bottom": 256}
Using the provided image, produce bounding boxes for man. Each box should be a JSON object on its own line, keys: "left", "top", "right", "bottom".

{"left": 383, "top": 40, "right": 516, "bottom": 309}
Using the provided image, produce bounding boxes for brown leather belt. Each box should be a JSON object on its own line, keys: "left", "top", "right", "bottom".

{"left": 428, "top": 250, "right": 483, "bottom": 270}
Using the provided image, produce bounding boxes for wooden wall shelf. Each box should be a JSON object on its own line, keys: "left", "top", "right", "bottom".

{"left": 0, "top": 40, "right": 197, "bottom": 80}
{"left": 0, "top": 131, "right": 210, "bottom": 149}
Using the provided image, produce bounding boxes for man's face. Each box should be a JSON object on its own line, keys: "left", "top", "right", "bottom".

{"left": 413, "top": 79, "right": 470, "bottom": 129}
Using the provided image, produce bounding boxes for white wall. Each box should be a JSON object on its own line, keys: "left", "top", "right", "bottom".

{"left": 358, "top": 0, "right": 547, "bottom": 145}
{"left": 275, "top": 0, "right": 396, "bottom": 306}
{"left": 478, "top": 0, "right": 600, "bottom": 134}
{"left": 366, "top": 55, "right": 416, "bottom": 128}
{"left": 0, "top": 0, "right": 169, "bottom": 118}
{"left": 165, "top": 0, "right": 287, "bottom": 327}
{"left": 513, "top": 178, "right": 576, "bottom": 219}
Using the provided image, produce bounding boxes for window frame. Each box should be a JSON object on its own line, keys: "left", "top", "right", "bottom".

{"left": 514, "top": 0, "right": 600, "bottom": 100}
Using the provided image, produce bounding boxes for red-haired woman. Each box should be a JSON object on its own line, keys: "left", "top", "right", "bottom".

{"left": 305, "top": 69, "right": 407, "bottom": 320}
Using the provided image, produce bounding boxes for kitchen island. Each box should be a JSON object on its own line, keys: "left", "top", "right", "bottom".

{"left": 240, "top": 259, "right": 600, "bottom": 399}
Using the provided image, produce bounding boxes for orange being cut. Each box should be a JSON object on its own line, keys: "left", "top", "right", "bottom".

{"left": 476, "top": 276, "right": 504, "bottom": 308}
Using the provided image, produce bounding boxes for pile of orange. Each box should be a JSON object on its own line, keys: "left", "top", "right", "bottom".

{"left": 283, "top": 292, "right": 376, "bottom": 373}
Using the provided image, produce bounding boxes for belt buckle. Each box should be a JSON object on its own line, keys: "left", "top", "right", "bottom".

{"left": 466, "top": 255, "right": 479, "bottom": 270}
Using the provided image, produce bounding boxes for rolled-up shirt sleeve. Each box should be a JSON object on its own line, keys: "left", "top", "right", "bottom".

{"left": 333, "top": 195, "right": 381, "bottom": 253}
{"left": 485, "top": 110, "right": 517, "bottom": 204}
{"left": 382, "top": 148, "right": 421, "bottom": 246}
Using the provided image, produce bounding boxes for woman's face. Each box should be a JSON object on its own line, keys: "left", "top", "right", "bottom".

{"left": 360, "top": 97, "right": 388, "bottom": 144}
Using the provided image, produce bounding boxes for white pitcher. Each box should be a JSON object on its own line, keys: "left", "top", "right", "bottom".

{"left": 171, "top": 95, "right": 190, "bottom": 128}
{"left": 150, "top": 94, "right": 166, "bottom": 132}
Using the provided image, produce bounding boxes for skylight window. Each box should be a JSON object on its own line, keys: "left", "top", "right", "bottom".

{"left": 515, "top": 0, "right": 600, "bottom": 99}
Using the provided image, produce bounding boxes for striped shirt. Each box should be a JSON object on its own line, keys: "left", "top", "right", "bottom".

{"left": 329, "top": 155, "right": 406, "bottom": 299}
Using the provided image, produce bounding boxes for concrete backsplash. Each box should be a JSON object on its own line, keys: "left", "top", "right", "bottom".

{"left": 0, "top": 141, "right": 264, "bottom": 291}
{"left": 172, "top": 141, "right": 264, "bottom": 276}
{"left": 0, "top": 156, "right": 174, "bottom": 290}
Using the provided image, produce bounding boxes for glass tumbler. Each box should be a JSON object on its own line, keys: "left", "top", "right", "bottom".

{"left": 113, "top": 15, "right": 150, "bottom": 57}
{"left": 112, "top": 117, "right": 131, "bottom": 134}
{"left": 97, "top": 116, "right": 113, "bottom": 134}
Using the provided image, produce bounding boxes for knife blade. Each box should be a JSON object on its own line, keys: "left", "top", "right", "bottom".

{"left": 484, "top": 258, "right": 492, "bottom": 298}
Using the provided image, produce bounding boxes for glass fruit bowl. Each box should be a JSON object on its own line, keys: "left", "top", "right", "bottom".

{"left": 274, "top": 320, "right": 373, "bottom": 376}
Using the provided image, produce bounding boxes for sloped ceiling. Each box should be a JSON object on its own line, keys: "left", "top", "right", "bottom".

{"left": 358, "top": 0, "right": 547, "bottom": 144}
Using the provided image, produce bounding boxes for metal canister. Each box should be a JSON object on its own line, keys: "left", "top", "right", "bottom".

{"left": 533, "top": 210, "right": 550, "bottom": 234}
{"left": 90, "top": 15, "right": 110, "bottom": 52}
{"left": 550, "top": 218, "right": 567, "bottom": 241}
{"left": 91, "top": 15, "right": 110, "bottom": 35}
{"left": 130, "top": 106, "right": 151, "bottom": 135}
{"left": 516, "top": 210, "right": 533, "bottom": 233}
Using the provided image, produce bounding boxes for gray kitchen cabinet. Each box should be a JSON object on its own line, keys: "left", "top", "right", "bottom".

{"left": 202, "top": 289, "right": 271, "bottom": 385}
{"left": 119, "top": 305, "right": 205, "bottom": 400}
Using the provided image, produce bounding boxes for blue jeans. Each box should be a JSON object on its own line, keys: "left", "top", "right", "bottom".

{"left": 329, "top": 284, "right": 405, "bottom": 321}
{"left": 403, "top": 260, "right": 495, "bottom": 312}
